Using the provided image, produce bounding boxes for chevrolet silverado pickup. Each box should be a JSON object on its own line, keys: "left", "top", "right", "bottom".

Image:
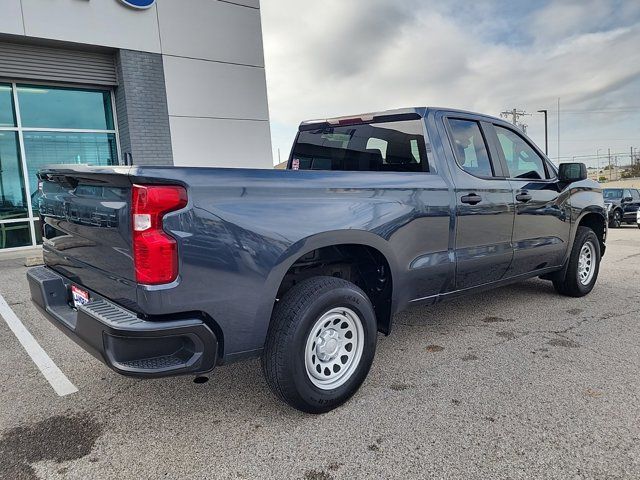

{"left": 28, "top": 107, "right": 606, "bottom": 413}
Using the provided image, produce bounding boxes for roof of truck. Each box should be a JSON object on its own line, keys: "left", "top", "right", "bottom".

{"left": 298, "top": 107, "right": 504, "bottom": 129}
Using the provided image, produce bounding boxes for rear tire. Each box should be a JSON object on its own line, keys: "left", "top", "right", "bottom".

{"left": 262, "top": 276, "right": 377, "bottom": 414}
{"left": 553, "top": 226, "right": 601, "bottom": 297}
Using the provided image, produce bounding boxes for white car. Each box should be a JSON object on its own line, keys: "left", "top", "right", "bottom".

{"left": 637, "top": 208, "right": 640, "bottom": 229}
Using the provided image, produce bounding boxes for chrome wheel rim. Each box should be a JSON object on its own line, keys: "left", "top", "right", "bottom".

{"left": 578, "top": 241, "right": 595, "bottom": 285}
{"left": 304, "top": 307, "right": 364, "bottom": 390}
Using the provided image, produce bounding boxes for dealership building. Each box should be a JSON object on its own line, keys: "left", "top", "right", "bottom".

{"left": 0, "top": 0, "right": 272, "bottom": 250}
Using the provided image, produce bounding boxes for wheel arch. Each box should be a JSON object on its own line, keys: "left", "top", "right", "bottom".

{"left": 577, "top": 209, "right": 606, "bottom": 254}
{"left": 257, "top": 230, "right": 400, "bottom": 340}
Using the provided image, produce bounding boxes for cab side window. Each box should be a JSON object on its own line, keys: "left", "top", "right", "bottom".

{"left": 631, "top": 189, "right": 640, "bottom": 201}
{"left": 495, "top": 125, "right": 548, "bottom": 180}
{"left": 448, "top": 119, "right": 494, "bottom": 177}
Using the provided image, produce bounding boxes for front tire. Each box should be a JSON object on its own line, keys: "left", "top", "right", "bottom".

{"left": 609, "top": 209, "right": 622, "bottom": 228}
{"left": 553, "top": 226, "right": 601, "bottom": 297}
{"left": 262, "top": 276, "right": 377, "bottom": 414}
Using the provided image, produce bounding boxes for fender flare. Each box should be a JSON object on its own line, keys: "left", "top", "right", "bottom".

{"left": 547, "top": 207, "right": 607, "bottom": 282}
{"left": 254, "top": 230, "right": 400, "bottom": 339}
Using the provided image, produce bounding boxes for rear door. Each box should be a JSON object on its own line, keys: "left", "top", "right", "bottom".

{"left": 489, "top": 123, "right": 570, "bottom": 276}
{"left": 441, "top": 115, "right": 515, "bottom": 289}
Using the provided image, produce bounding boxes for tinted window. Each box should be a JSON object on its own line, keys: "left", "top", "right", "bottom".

{"left": 623, "top": 189, "right": 632, "bottom": 199}
{"left": 291, "top": 120, "right": 427, "bottom": 172}
{"left": 448, "top": 119, "right": 493, "bottom": 177}
{"left": 632, "top": 190, "right": 640, "bottom": 201}
{"left": 17, "top": 84, "right": 114, "bottom": 130}
{"left": 495, "top": 125, "right": 547, "bottom": 179}
{"left": 603, "top": 189, "right": 622, "bottom": 199}
{"left": 0, "top": 83, "right": 16, "bottom": 127}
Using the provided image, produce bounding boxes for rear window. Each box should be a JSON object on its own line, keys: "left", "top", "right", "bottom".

{"left": 290, "top": 120, "right": 427, "bottom": 172}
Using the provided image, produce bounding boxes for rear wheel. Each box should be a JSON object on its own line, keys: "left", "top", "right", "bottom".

{"left": 609, "top": 209, "right": 622, "bottom": 228}
{"left": 553, "top": 226, "right": 601, "bottom": 297}
{"left": 262, "top": 276, "right": 377, "bottom": 413}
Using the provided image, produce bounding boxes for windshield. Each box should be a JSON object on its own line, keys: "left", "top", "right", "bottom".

{"left": 603, "top": 189, "right": 622, "bottom": 199}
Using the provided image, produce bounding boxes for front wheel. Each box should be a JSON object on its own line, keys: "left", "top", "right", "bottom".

{"left": 553, "top": 226, "right": 601, "bottom": 297}
{"left": 262, "top": 276, "right": 377, "bottom": 413}
{"left": 609, "top": 210, "right": 622, "bottom": 228}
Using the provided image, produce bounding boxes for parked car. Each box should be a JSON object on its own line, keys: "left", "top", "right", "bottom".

{"left": 603, "top": 188, "right": 640, "bottom": 228}
{"left": 28, "top": 107, "right": 607, "bottom": 413}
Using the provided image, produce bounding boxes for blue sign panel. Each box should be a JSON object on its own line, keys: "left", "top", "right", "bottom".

{"left": 118, "top": 0, "right": 155, "bottom": 9}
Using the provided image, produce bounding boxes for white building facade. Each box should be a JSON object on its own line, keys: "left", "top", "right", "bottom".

{"left": 0, "top": 0, "right": 272, "bottom": 250}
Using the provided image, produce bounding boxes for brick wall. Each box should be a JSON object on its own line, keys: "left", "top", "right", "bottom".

{"left": 114, "top": 49, "right": 173, "bottom": 166}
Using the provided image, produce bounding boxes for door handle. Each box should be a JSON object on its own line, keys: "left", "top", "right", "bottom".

{"left": 460, "top": 193, "right": 482, "bottom": 205}
{"left": 516, "top": 192, "right": 532, "bottom": 203}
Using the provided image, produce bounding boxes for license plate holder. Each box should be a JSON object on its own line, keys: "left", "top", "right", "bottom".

{"left": 71, "top": 285, "right": 90, "bottom": 309}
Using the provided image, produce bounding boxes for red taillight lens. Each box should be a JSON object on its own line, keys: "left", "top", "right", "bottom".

{"left": 131, "top": 184, "right": 187, "bottom": 285}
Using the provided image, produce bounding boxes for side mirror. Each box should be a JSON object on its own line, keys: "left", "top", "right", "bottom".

{"left": 623, "top": 196, "right": 633, "bottom": 203}
{"left": 558, "top": 162, "right": 587, "bottom": 182}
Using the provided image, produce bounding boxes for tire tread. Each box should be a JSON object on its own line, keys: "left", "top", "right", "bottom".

{"left": 261, "top": 276, "right": 370, "bottom": 411}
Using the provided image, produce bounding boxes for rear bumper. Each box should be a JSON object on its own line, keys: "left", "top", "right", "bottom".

{"left": 27, "top": 266, "right": 218, "bottom": 378}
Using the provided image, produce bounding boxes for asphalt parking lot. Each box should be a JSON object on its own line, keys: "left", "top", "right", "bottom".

{"left": 0, "top": 227, "right": 639, "bottom": 480}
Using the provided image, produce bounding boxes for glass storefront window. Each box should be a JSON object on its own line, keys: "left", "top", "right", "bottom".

{"left": 0, "top": 221, "right": 32, "bottom": 249}
{"left": 0, "top": 82, "right": 118, "bottom": 250}
{"left": 17, "top": 84, "right": 114, "bottom": 130}
{"left": 24, "top": 132, "right": 117, "bottom": 214}
{"left": 0, "top": 83, "right": 16, "bottom": 127}
{"left": 0, "top": 132, "right": 28, "bottom": 220}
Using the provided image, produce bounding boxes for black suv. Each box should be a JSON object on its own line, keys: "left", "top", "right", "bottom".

{"left": 603, "top": 188, "right": 640, "bottom": 228}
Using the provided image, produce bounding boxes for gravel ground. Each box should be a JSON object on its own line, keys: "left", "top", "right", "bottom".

{"left": 0, "top": 227, "right": 639, "bottom": 480}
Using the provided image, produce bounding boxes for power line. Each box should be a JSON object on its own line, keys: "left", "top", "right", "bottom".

{"left": 499, "top": 108, "right": 529, "bottom": 132}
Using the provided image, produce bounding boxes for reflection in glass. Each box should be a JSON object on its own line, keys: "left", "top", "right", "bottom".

{"left": 17, "top": 85, "right": 114, "bottom": 130}
{"left": 0, "top": 132, "right": 29, "bottom": 220}
{"left": 0, "top": 221, "right": 32, "bottom": 249}
{"left": 23, "top": 132, "right": 118, "bottom": 214}
{"left": 0, "top": 83, "right": 16, "bottom": 127}
{"left": 34, "top": 219, "right": 43, "bottom": 245}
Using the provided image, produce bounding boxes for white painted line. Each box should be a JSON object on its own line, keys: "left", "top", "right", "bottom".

{"left": 0, "top": 294, "right": 78, "bottom": 396}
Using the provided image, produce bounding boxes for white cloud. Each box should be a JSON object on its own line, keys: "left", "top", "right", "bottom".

{"left": 262, "top": 0, "right": 640, "bottom": 165}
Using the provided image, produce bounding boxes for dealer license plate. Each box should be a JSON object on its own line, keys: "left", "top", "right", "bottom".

{"left": 71, "top": 285, "right": 90, "bottom": 309}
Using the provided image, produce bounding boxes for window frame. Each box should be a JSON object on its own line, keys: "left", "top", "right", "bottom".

{"left": 0, "top": 79, "right": 120, "bottom": 251}
{"left": 489, "top": 122, "right": 557, "bottom": 182}
{"left": 443, "top": 115, "right": 507, "bottom": 180}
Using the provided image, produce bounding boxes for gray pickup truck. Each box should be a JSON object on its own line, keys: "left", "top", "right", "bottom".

{"left": 28, "top": 107, "right": 606, "bottom": 413}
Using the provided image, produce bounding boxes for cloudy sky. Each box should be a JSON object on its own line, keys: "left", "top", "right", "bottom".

{"left": 261, "top": 0, "right": 640, "bottom": 168}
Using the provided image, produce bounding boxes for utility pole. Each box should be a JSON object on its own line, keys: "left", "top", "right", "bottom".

{"left": 500, "top": 108, "right": 528, "bottom": 132}
{"left": 537, "top": 109, "right": 548, "bottom": 155}
{"left": 608, "top": 148, "right": 611, "bottom": 182}
{"left": 557, "top": 98, "right": 560, "bottom": 160}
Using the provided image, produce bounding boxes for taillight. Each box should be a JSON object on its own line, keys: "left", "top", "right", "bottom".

{"left": 131, "top": 184, "right": 187, "bottom": 285}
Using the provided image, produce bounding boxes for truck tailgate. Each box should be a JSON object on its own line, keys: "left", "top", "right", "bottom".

{"left": 38, "top": 167, "right": 137, "bottom": 308}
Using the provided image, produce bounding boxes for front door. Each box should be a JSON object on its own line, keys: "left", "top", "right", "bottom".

{"left": 490, "top": 123, "right": 570, "bottom": 277}
{"left": 443, "top": 117, "right": 515, "bottom": 290}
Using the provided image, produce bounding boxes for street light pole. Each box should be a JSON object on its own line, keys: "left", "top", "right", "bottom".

{"left": 537, "top": 109, "right": 548, "bottom": 155}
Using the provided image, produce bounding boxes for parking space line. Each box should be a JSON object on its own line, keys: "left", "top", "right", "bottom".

{"left": 0, "top": 294, "right": 78, "bottom": 396}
